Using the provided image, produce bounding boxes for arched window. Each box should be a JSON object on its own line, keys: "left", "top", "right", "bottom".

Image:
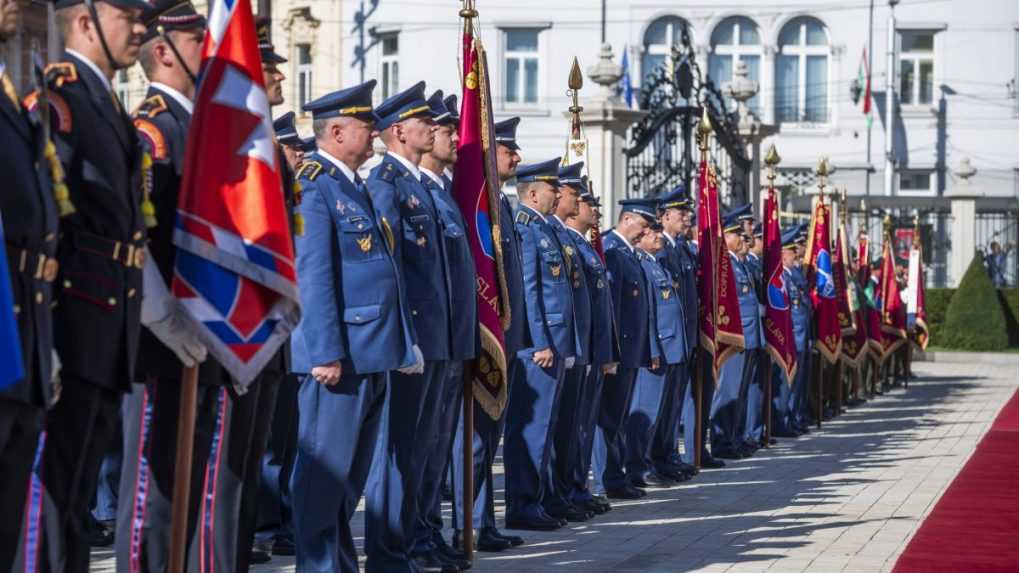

{"left": 641, "top": 16, "right": 689, "bottom": 84}
{"left": 709, "top": 16, "right": 762, "bottom": 114}
{"left": 776, "top": 16, "right": 829, "bottom": 123}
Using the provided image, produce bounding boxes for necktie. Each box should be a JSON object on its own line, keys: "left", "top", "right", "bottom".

{"left": 2, "top": 72, "right": 21, "bottom": 112}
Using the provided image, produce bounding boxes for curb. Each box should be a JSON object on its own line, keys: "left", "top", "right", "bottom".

{"left": 915, "top": 351, "right": 1019, "bottom": 365}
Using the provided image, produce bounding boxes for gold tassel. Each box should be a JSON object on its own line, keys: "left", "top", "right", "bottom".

{"left": 140, "top": 152, "right": 158, "bottom": 228}
{"left": 291, "top": 180, "right": 304, "bottom": 236}
{"left": 44, "top": 141, "right": 76, "bottom": 217}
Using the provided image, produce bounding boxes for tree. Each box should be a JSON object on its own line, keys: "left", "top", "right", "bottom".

{"left": 941, "top": 253, "right": 1009, "bottom": 351}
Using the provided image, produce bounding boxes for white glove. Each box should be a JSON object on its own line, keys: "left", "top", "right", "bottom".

{"left": 397, "top": 344, "right": 425, "bottom": 375}
{"left": 50, "top": 349, "right": 62, "bottom": 384}
{"left": 603, "top": 362, "right": 619, "bottom": 375}
{"left": 564, "top": 356, "right": 576, "bottom": 370}
{"left": 141, "top": 249, "right": 208, "bottom": 367}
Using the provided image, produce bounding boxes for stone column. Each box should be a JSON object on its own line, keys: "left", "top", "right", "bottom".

{"left": 582, "top": 43, "right": 648, "bottom": 223}
{"left": 948, "top": 158, "right": 979, "bottom": 287}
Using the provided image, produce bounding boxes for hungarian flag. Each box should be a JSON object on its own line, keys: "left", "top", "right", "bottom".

{"left": 697, "top": 156, "right": 743, "bottom": 377}
{"left": 908, "top": 240, "right": 930, "bottom": 350}
{"left": 858, "top": 47, "right": 872, "bottom": 128}
{"left": 762, "top": 183, "right": 796, "bottom": 383}
{"left": 171, "top": 0, "right": 300, "bottom": 386}
{"left": 804, "top": 198, "right": 841, "bottom": 363}
{"left": 856, "top": 235, "right": 870, "bottom": 286}
{"left": 879, "top": 234, "right": 907, "bottom": 355}
{"left": 453, "top": 29, "right": 509, "bottom": 420}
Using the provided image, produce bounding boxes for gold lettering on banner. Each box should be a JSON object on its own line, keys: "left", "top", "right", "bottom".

{"left": 477, "top": 276, "right": 500, "bottom": 313}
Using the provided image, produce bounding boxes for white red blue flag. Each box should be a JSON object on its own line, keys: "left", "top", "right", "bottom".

{"left": 172, "top": 0, "right": 300, "bottom": 386}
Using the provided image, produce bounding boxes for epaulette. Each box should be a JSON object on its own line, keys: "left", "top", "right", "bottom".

{"left": 44, "top": 62, "right": 78, "bottom": 87}
{"left": 515, "top": 210, "right": 532, "bottom": 225}
{"left": 379, "top": 161, "right": 397, "bottom": 183}
{"left": 133, "top": 94, "right": 168, "bottom": 119}
{"left": 133, "top": 118, "right": 169, "bottom": 160}
{"left": 22, "top": 91, "right": 72, "bottom": 134}
{"left": 298, "top": 160, "right": 324, "bottom": 181}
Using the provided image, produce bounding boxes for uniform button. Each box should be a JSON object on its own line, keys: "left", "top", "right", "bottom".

{"left": 108, "top": 297, "right": 117, "bottom": 306}
{"left": 35, "top": 292, "right": 44, "bottom": 304}
{"left": 127, "top": 288, "right": 137, "bottom": 298}
{"left": 354, "top": 314, "right": 361, "bottom": 321}
{"left": 412, "top": 310, "right": 418, "bottom": 316}
{"left": 12, "top": 304, "right": 20, "bottom": 314}
{"left": 45, "top": 233, "right": 56, "bottom": 242}
{"left": 133, "top": 231, "right": 143, "bottom": 240}
{"left": 63, "top": 279, "right": 72, "bottom": 288}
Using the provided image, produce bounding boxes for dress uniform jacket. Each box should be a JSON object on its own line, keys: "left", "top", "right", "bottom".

{"left": 603, "top": 231, "right": 652, "bottom": 369}
{"left": 499, "top": 193, "right": 527, "bottom": 355}
{"left": 290, "top": 152, "right": 417, "bottom": 374}
{"left": 641, "top": 252, "right": 686, "bottom": 365}
{"left": 788, "top": 266, "right": 811, "bottom": 352}
{"left": 676, "top": 236, "right": 699, "bottom": 356}
{"left": 549, "top": 216, "right": 591, "bottom": 365}
{"left": 734, "top": 254, "right": 761, "bottom": 350}
{"left": 572, "top": 230, "right": 615, "bottom": 366}
{"left": 367, "top": 154, "right": 452, "bottom": 361}
{"left": 131, "top": 86, "right": 224, "bottom": 383}
{"left": 514, "top": 204, "right": 576, "bottom": 359}
{"left": 1, "top": 64, "right": 58, "bottom": 406}
{"left": 40, "top": 53, "right": 146, "bottom": 390}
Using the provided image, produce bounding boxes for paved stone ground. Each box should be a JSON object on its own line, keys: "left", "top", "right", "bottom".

{"left": 91, "top": 358, "right": 1019, "bottom": 572}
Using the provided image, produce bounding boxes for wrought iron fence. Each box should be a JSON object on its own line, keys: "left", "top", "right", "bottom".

{"left": 976, "top": 211, "right": 1019, "bottom": 287}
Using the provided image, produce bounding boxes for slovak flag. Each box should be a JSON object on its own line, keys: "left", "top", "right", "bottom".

{"left": 172, "top": 0, "right": 300, "bottom": 386}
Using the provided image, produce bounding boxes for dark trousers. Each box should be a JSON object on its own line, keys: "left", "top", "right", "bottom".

{"left": 592, "top": 367, "right": 638, "bottom": 493}
{"left": 624, "top": 364, "right": 672, "bottom": 480}
{"left": 39, "top": 377, "right": 121, "bottom": 573}
{"left": 256, "top": 373, "right": 300, "bottom": 545}
{"left": 412, "top": 360, "right": 464, "bottom": 554}
{"left": 293, "top": 373, "right": 386, "bottom": 573}
{"left": 651, "top": 361, "right": 689, "bottom": 472}
{"left": 569, "top": 364, "right": 605, "bottom": 504}
{"left": 0, "top": 398, "right": 43, "bottom": 568}
{"left": 682, "top": 356, "right": 714, "bottom": 464}
{"left": 91, "top": 411, "right": 123, "bottom": 524}
{"left": 545, "top": 363, "right": 588, "bottom": 514}
{"left": 710, "top": 351, "right": 746, "bottom": 453}
{"left": 503, "top": 352, "right": 565, "bottom": 520}
{"left": 740, "top": 350, "right": 763, "bottom": 444}
{"left": 366, "top": 361, "right": 448, "bottom": 573}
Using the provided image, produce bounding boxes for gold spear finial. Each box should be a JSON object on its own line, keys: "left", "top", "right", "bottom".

{"left": 883, "top": 213, "right": 893, "bottom": 237}
{"left": 697, "top": 106, "right": 712, "bottom": 153}
{"left": 764, "top": 143, "right": 780, "bottom": 184}
{"left": 815, "top": 156, "right": 829, "bottom": 201}
{"left": 459, "top": 0, "right": 477, "bottom": 19}
{"left": 565, "top": 56, "right": 586, "bottom": 165}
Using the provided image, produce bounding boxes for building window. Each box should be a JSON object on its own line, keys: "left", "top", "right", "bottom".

{"left": 899, "top": 169, "right": 933, "bottom": 194}
{"left": 641, "top": 16, "right": 688, "bottom": 86}
{"left": 709, "top": 16, "right": 762, "bottom": 114}
{"left": 380, "top": 33, "right": 399, "bottom": 100}
{"left": 776, "top": 16, "right": 830, "bottom": 124}
{"left": 899, "top": 30, "right": 935, "bottom": 106}
{"left": 296, "top": 44, "right": 312, "bottom": 113}
{"left": 503, "top": 28, "right": 540, "bottom": 106}
{"left": 115, "top": 70, "right": 131, "bottom": 110}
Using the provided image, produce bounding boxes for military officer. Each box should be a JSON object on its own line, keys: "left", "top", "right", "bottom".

{"left": 593, "top": 198, "right": 657, "bottom": 500}
{"left": 738, "top": 210, "right": 769, "bottom": 452}
{"left": 564, "top": 190, "right": 616, "bottom": 515}
{"left": 771, "top": 227, "right": 804, "bottom": 437}
{"left": 788, "top": 225, "right": 814, "bottom": 433}
{"left": 543, "top": 161, "right": 595, "bottom": 524}
{"left": 365, "top": 81, "right": 454, "bottom": 573}
{"left": 503, "top": 158, "right": 576, "bottom": 532}
{"left": 625, "top": 220, "right": 688, "bottom": 488}
{"left": 28, "top": 0, "right": 154, "bottom": 569}
{"left": 274, "top": 111, "right": 304, "bottom": 170}
{"left": 0, "top": 0, "right": 60, "bottom": 564}
{"left": 451, "top": 116, "right": 524, "bottom": 552}
{"left": 288, "top": 80, "right": 420, "bottom": 573}
{"left": 709, "top": 209, "right": 760, "bottom": 459}
{"left": 411, "top": 90, "right": 474, "bottom": 571}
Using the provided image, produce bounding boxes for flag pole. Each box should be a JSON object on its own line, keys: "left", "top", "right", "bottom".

{"left": 168, "top": 364, "right": 198, "bottom": 573}
{"left": 761, "top": 145, "right": 780, "bottom": 447}
{"left": 694, "top": 110, "right": 712, "bottom": 469}
{"left": 815, "top": 157, "right": 830, "bottom": 429}
{"left": 459, "top": 0, "right": 477, "bottom": 559}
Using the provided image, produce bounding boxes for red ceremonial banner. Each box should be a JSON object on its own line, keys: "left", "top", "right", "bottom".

{"left": 452, "top": 33, "right": 509, "bottom": 420}
{"left": 803, "top": 198, "right": 842, "bottom": 363}
{"left": 879, "top": 235, "right": 907, "bottom": 355}
{"left": 762, "top": 185, "right": 796, "bottom": 383}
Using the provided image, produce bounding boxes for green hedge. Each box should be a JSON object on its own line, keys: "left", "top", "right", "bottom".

{"left": 926, "top": 288, "right": 954, "bottom": 344}
{"left": 941, "top": 255, "right": 1010, "bottom": 350}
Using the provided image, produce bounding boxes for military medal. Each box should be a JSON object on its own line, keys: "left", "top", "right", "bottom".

{"left": 407, "top": 194, "right": 420, "bottom": 208}
{"left": 551, "top": 263, "right": 561, "bottom": 278}
{"left": 417, "top": 235, "right": 427, "bottom": 247}
{"left": 336, "top": 200, "right": 346, "bottom": 214}
{"left": 357, "top": 233, "right": 372, "bottom": 253}
{"left": 662, "top": 288, "right": 671, "bottom": 300}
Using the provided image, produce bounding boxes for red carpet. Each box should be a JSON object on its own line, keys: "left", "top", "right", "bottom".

{"left": 894, "top": 388, "right": 1019, "bottom": 572}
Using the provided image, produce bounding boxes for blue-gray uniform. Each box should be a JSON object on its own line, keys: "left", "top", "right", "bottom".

{"left": 592, "top": 199, "right": 657, "bottom": 497}
{"left": 543, "top": 162, "right": 593, "bottom": 522}
{"left": 625, "top": 245, "right": 687, "bottom": 483}
{"left": 742, "top": 246, "right": 767, "bottom": 446}
{"left": 787, "top": 238, "right": 813, "bottom": 431}
{"left": 709, "top": 210, "right": 760, "bottom": 457}
{"left": 504, "top": 159, "right": 577, "bottom": 528}
{"left": 564, "top": 210, "right": 616, "bottom": 508}
{"left": 452, "top": 117, "right": 525, "bottom": 546}
{"left": 0, "top": 54, "right": 59, "bottom": 568}
{"left": 649, "top": 187, "right": 696, "bottom": 476}
{"left": 771, "top": 227, "right": 803, "bottom": 435}
{"left": 288, "top": 82, "right": 417, "bottom": 573}
{"left": 414, "top": 88, "right": 478, "bottom": 559}
{"left": 364, "top": 82, "right": 455, "bottom": 572}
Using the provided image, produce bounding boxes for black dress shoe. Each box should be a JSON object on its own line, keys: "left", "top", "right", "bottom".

{"left": 486, "top": 527, "right": 525, "bottom": 547}
{"left": 576, "top": 499, "right": 606, "bottom": 515}
{"left": 271, "top": 536, "right": 295, "bottom": 556}
{"left": 677, "top": 462, "right": 699, "bottom": 476}
{"left": 505, "top": 514, "right": 562, "bottom": 531}
{"left": 429, "top": 549, "right": 471, "bottom": 571}
{"left": 249, "top": 548, "right": 271, "bottom": 564}
{"left": 413, "top": 552, "right": 459, "bottom": 573}
{"left": 700, "top": 455, "right": 726, "bottom": 469}
{"left": 656, "top": 468, "right": 688, "bottom": 482}
{"left": 453, "top": 529, "right": 511, "bottom": 552}
{"left": 590, "top": 495, "right": 613, "bottom": 513}
{"left": 547, "top": 505, "right": 594, "bottom": 522}
{"left": 712, "top": 448, "right": 742, "bottom": 460}
{"left": 631, "top": 473, "right": 674, "bottom": 488}
{"left": 606, "top": 485, "right": 645, "bottom": 500}
{"left": 773, "top": 430, "right": 799, "bottom": 438}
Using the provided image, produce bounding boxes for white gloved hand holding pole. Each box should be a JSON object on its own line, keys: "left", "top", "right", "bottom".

{"left": 397, "top": 344, "right": 425, "bottom": 375}
{"left": 141, "top": 250, "right": 208, "bottom": 368}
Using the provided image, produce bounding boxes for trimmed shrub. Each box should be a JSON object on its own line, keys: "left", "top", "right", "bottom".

{"left": 941, "top": 254, "right": 1010, "bottom": 350}
{"left": 926, "top": 288, "right": 954, "bottom": 344}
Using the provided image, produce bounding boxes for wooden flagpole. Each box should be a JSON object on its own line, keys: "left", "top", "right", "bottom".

{"left": 168, "top": 365, "right": 198, "bottom": 573}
